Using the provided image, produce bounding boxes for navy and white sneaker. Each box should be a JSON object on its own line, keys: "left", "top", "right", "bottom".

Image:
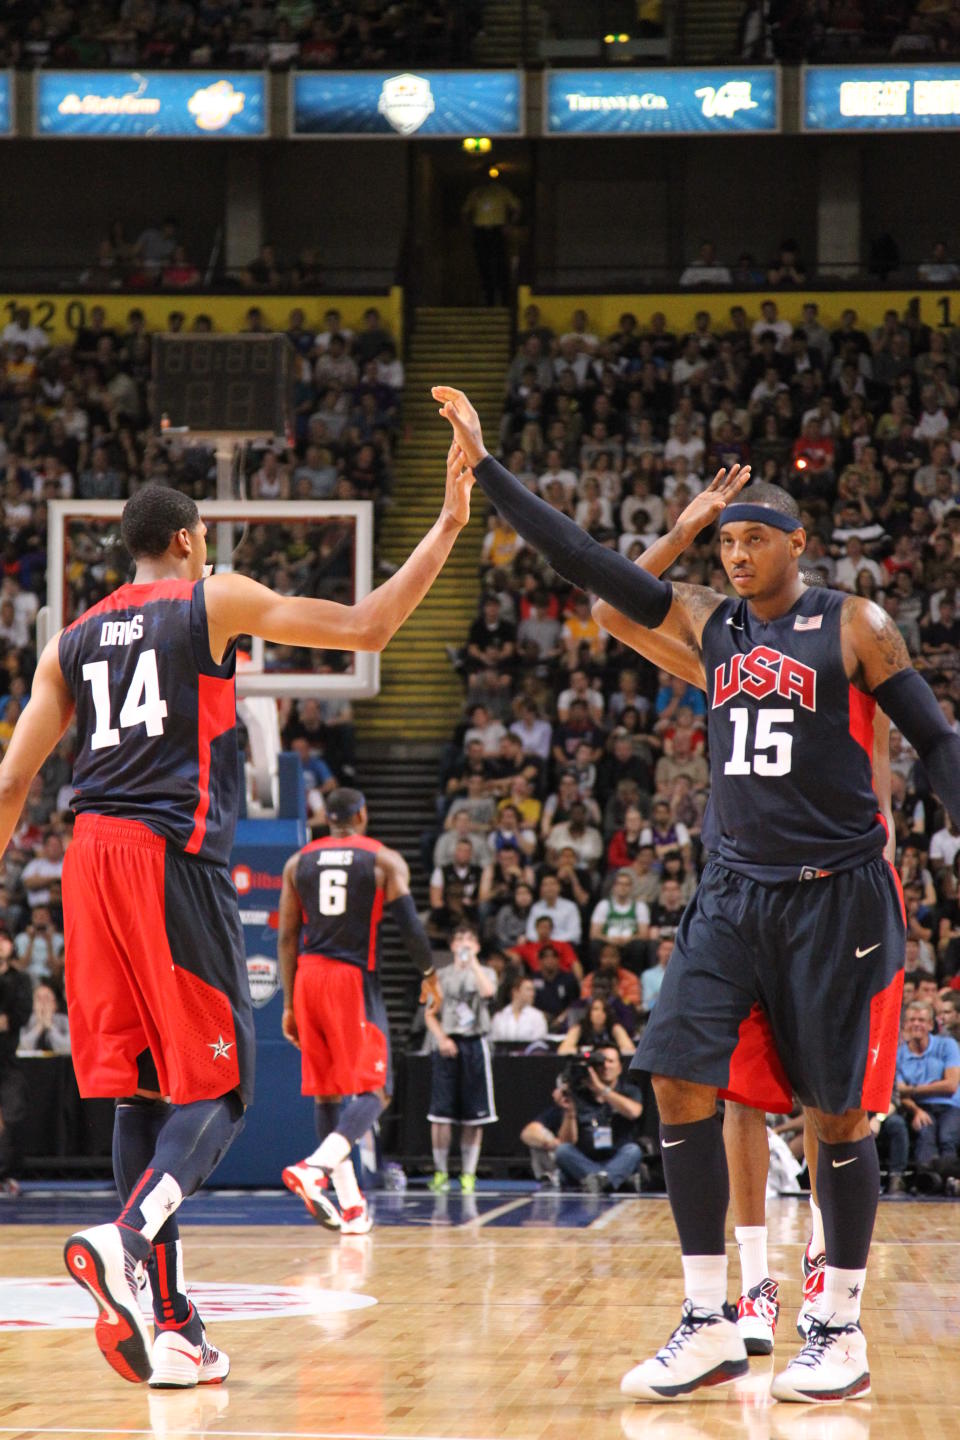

{"left": 621, "top": 1301, "right": 748, "bottom": 1401}
{"left": 737, "top": 1277, "right": 780, "bottom": 1356}
{"left": 771, "top": 1317, "right": 870, "bottom": 1403}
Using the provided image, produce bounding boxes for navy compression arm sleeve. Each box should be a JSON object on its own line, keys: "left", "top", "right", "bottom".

{"left": 873, "top": 667, "right": 960, "bottom": 828}
{"left": 474, "top": 454, "right": 674, "bottom": 627}
{"left": 386, "top": 892, "right": 436, "bottom": 975}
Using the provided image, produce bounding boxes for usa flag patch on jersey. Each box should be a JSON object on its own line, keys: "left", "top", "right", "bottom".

{"left": 794, "top": 614, "right": 823, "bottom": 631}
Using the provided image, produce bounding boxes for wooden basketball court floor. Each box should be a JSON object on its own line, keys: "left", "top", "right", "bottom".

{"left": 1, "top": 1189, "right": 958, "bottom": 1440}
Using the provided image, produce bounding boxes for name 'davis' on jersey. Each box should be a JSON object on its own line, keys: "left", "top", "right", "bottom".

{"left": 99, "top": 614, "right": 144, "bottom": 647}
{"left": 712, "top": 645, "right": 817, "bottom": 712}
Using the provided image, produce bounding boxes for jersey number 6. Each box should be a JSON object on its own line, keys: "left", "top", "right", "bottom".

{"left": 318, "top": 868, "right": 348, "bottom": 916}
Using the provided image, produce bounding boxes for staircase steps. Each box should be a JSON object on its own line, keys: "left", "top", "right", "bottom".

{"left": 354, "top": 305, "right": 512, "bottom": 741}
{"left": 681, "top": 0, "right": 741, "bottom": 62}
{"left": 355, "top": 741, "right": 443, "bottom": 1043}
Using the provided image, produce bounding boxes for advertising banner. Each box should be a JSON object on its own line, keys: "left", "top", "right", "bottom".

{"left": 544, "top": 67, "right": 778, "bottom": 135}
{"left": 292, "top": 68, "right": 523, "bottom": 136}
{"left": 804, "top": 65, "right": 960, "bottom": 131}
{"left": 36, "top": 70, "right": 267, "bottom": 138}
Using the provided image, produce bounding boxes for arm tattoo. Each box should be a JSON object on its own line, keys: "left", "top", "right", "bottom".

{"left": 672, "top": 583, "right": 725, "bottom": 646}
{"left": 842, "top": 596, "right": 911, "bottom": 688}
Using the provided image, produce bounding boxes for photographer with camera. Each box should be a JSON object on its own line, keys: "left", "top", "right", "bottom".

{"left": 0, "top": 928, "right": 32, "bottom": 1195}
{"left": 521, "top": 1046, "right": 644, "bottom": 1193}
{"left": 424, "top": 922, "right": 498, "bottom": 1194}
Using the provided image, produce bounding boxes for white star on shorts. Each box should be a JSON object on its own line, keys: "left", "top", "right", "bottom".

{"left": 208, "top": 1034, "right": 235, "bottom": 1060}
{"left": 375, "top": 1060, "right": 386, "bottom": 1072}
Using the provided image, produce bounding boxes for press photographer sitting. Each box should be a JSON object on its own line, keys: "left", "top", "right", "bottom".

{"left": 520, "top": 1045, "right": 644, "bottom": 1193}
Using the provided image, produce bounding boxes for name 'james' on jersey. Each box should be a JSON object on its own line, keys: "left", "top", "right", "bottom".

{"left": 702, "top": 585, "right": 886, "bottom": 882}
{"left": 58, "top": 579, "right": 239, "bottom": 866}
{"left": 296, "top": 835, "right": 385, "bottom": 971}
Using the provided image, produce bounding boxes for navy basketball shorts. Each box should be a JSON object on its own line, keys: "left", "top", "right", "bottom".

{"left": 428, "top": 1035, "right": 498, "bottom": 1125}
{"left": 64, "top": 814, "right": 255, "bottom": 1106}
{"left": 634, "top": 856, "right": 906, "bottom": 1116}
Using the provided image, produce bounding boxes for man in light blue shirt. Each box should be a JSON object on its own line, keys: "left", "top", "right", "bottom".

{"left": 895, "top": 1000, "right": 960, "bottom": 1166}
{"left": 641, "top": 937, "right": 674, "bottom": 1012}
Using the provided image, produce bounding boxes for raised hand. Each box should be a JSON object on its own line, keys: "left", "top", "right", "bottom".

{"left": 674, "top": 464, "right": 752, "bottom": 542}
{"left": 432, "top": 385, "right": 487, "bottom": 468}
{"left": 442, "top": 440, "right": 475, "bottom": 528}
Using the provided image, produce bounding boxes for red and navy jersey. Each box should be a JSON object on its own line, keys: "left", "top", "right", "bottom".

{"left": 296, "top": 835, "right": 384, "bottom": 971}
{"left": 58, "top": 579, "right": 238, "bottom": 867}
{"left": 702, "top": 585, "right": 885, "bottom": 882}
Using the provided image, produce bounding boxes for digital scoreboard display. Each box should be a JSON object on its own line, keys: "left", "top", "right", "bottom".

{"left": 153, "top": 335, "right": 294, "bottom": 437}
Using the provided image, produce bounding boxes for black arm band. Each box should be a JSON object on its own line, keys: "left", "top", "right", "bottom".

{"left": 386, "top": 892, "right": 436, "bottom": 976}
{"left": 874, "top": 667, "right": 960, "bottom": 828}
{"left": 474, "top": 454, "right": 673, "bottom": 627}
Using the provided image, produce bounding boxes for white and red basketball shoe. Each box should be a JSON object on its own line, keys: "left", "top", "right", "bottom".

{"left": 736, "top": 1277, "right": 780, "bottom": 1355}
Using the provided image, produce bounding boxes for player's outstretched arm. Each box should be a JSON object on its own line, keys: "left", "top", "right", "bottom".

{"left": 378, "top": 846, "right": 441, "bottom": 1011}
{"left": 278, "top": 854, "right": 303, "bottom": 1048}
{"left": 0, "top": 635, "right": 75, "bottom": 856}
{"left": 592, "top": 466, "right": 751, "bottom": 686}
{"left": 844, "top": 596, "right": 960, "bottom": 831}
{"left": 433, "top": 386, "right": 678, "bottom": 632}
{"left": 205, "top": 443, "right": 474, "bottom": 658}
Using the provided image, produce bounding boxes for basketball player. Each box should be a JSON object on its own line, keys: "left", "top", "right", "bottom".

{"left": 433, "top": 386, "right": 960, "bottom": 1403}
{"left": 625, "top": 538, "right": 904, "bottom": 1362}
{"left": 0, "top": 452, "right": 473, "bottom": 1386}
{"left": 615, "top": 500, "right": 899, "bottom": 1358}
{"left": 280, "top": 786, "right": 439, "bottom": 1235}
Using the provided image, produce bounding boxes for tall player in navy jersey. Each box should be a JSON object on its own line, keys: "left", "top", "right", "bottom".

{"left": 433, "top": 386, "right": 960, "bottom": 1405}
{"left": 0, "top": 453, "right": 473, "bottom": 1387}
{"left": 603, "top": 488, "right": 899, "bottom": 1358}
{"left": 278, "top": 787, "right": 438, "bottom": 1235}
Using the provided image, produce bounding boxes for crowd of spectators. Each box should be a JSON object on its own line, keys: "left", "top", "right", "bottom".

{"left": 0, "top": 1, "right": 479, "bottom": 70}
{"left": 740, "top": 0, "right": 960, "bottom": 61}
{"left": 427, "top": 291, "right": 960, "bottom": 1190}
{"left": 0, "top": 295, "right": 395, "bottom": 1136}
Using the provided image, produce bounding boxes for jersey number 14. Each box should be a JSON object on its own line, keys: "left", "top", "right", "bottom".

{"left": 82, "top": 650, "right": 169, "bottom": 751}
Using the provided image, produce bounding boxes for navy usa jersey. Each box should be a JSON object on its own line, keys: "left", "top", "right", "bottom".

{"left": 58, "top": 579, "right": 239, "bottom": 867}
{"left": 296, "top": 835, "right": 385, "bottom": 971}
{"left": 702, "top": 585, "right": 886, "bottom": 881}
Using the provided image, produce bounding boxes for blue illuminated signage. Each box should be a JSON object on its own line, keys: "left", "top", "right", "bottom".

{"left": 36, "top": 71, "right": 267, "bottom": 138}
{"left": 805, "top": 65, "right": 960, "bottom": 131}
{"left": 545, "top": 68, "right": 778, "bottom": 135}
{"left": 0, "top": 72, "right": 11, "bottom": 136}
{"left": 292, "top": 70, "right": 523, "bottom": 137}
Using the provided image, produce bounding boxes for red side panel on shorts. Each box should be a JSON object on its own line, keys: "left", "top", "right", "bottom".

{"left": 720, "top": 1002, "right": 795, "bottom": 1114}
{"left": 294, "top": 955, "right": 388, "bottom": 1096}
{"left": 185, "top": 674, "right": 236, "bottom": 855}
{"left": 860, "top": 968, "right": 904, "bottom": 1112}
{"left": 64, "top": 815, "right": 241, "bottom": 1103}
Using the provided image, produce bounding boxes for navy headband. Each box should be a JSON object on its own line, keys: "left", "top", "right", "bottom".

{"left": 719, "top": 504, "right": 803, "bottom": 533}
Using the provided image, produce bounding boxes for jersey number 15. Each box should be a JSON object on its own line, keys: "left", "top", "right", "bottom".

{"left": 724, "top": 707, "right": 794, "bottom": 777}
{"left": 82, "top": 650, "right": 168, "bottom": 751}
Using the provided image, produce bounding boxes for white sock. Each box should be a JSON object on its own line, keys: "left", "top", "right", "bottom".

{"left": 460, "top": 1137, "right": 481, "bottom": 1178}
{"left": 819, "top": 1265, "right": 866, "bottom": 1326}
{"left": 809, "top": 1196, "right": 825, "bottom": 1257}
{"left": 307, "top": 1133, "right": 350, "bottom": 1171}
{"left": 681, "top": 1254, "right": 728, "bottom": 1313}
{"left": 432, "top": 1145, "right": 449, "bottom": 1174}
{"left": 331, "top": 1158, "right": 363, "bottom": 1212}
{"left": 734, "top": 1225, "right": 769, "bottom": 1293}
